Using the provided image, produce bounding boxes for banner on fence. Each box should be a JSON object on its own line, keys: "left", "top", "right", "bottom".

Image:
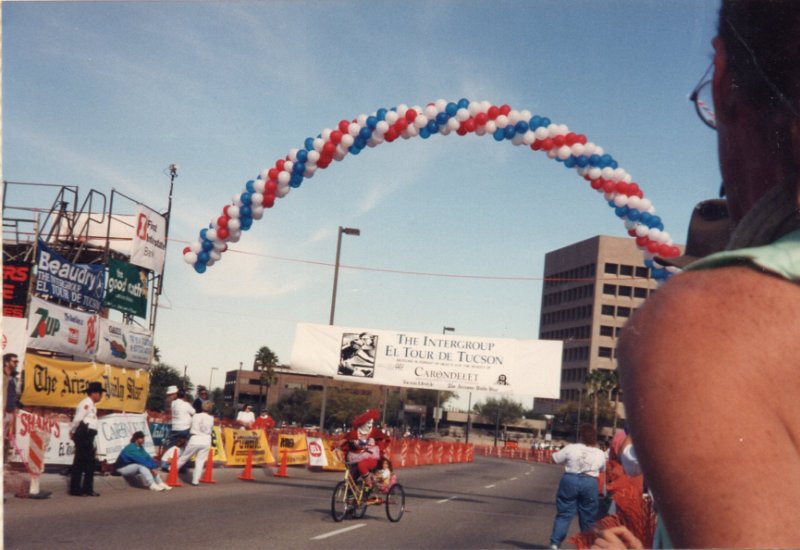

{"left": 130, "top": 205, "right": 167, "bottom": 275}
{"left": 291, "top": 322, "right": 561, "bottom": 397}
{"left": 95, "top": 413, "right": 154, "bottom": 462}
{"left": 306, "top": 436, "right": 328, "bottom": 467}
{"left": 10, "top": 410, "right": 74, "bottom": 466}
{"left": 35, "top": 240, "right": 105, "bottom": 311}
{"left": 104, "top": 258, "right": 148, "bottom": 318}
{"left": 95, "top": 318, "right": 153, "bottom": 369}
{"left": 20, "top": 353, "right": 150, "bottom": 412}
{"left": 321, "top": 438, "right": 346, "bottom": 471}
{"left": 276, "top": 433, "right": 308, "bottom": 466}
{"left": 26, "top": 297, "right": 98, "bottom": 359}
{"left": 223, "top": 428, "right": 271, "bottom": 466}
{"left": 211, "top": 426, "right": 227, "bottom": 462}
{"left": 3, "top": 261, "right": 32, "bottom": 318}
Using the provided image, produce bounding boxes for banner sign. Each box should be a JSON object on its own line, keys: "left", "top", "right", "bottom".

{"left": 104, "top": 258, "right": 148, "bottom": 318}
{"left": 3, "top": 261, "right": 32, "bottom": 318}
{"left": 277, "top": 433, "right": 308, "bottom": 466}
{"left": 307, "top": 436, "right": 328, "bottom": 467}
{"left": 211, "top": 426, "right": 227, "bottom": 463}
{"left": 223, "top": 428, "right": 272, "bottom": 466}
{"left": 20, "top": 353, "right": 150, "bottom": 412}
{"left": 321, "top": 438, "right": 346, "bottom": 471}
{"left": 95, "top": 318, "right": 153, "bottom": 369}
{"left": 2, "top": 316, "right": 28, "bottom": 360}
{"left": 95, "top": 413, "right": 154, "bottom": 462}
{"left": 10, "top": 410, "right": 75, "bottom": 466}
{"left": 149, "top": 422, "right": 171, "bottom": 448}
{"left": 27, "top": 297, "right": 98, "bottom": 359}
{"left": 35, "top": 240, "right": 105, "bottom": 311}
{"left": 291, "top": 323, "right": 562, "bottom": 398}
{"left": 130, "top": 205, "right": 167, "bottom": 275}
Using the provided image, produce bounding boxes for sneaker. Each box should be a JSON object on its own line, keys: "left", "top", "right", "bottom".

{"left": 191, "top": 482, "right": 199, "bottom": 486}
{"left": 149, "top": 483, "right": 165, "bottom": 492}
{"left": 157, "top": 480, "right": 172, "bottom": 491}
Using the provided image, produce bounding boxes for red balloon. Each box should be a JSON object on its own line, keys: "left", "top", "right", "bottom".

{"left": 635, "top": 236, "right": 649, "bottom": 247}
{"left": 530, "top": 142, "right": 541, "bottom": 151}
{"left": 647, "top": 241, "right": 660, "bottom": 253}
{"left": 658, "top": 244, "right": 672, "bottom": 257}
{"left": 565, "top": 133, "right": 578, "bottom": 146}
{"left": 615, "top": 182, "right": 629, "bottom": 194}
{"left": 553, "top": 135, "right": 565, "bottom": 147}
{"left": 405, "top": 109, "right": 417, "bottom": 122}
{"left": 590, "top": 179, "right": 604, "bottom": 190}
{"left": 499, "top": 104, "right": 511, "bottom": 116}
{"left": 217, "top": 216, "right": 228, "bottom": 228}
{"left": 223, "top": 205, "right": 230, "bottom": 216}
{"left": 263, "top": 194, "right": 275, "bottom": 208}
{"left": 602, "top": 181, "right": 616, "bottom": 194}
{"left": 384, "top": 128, "right": 398, "bottom": 142}
{"left": 322, "top": 141, "right": 336, "bottom": 155}
{"left": 540, "top": 138, "right": 554, "bottom": 151}
{"left": 267, "top": 168, "right": 279, "bottom": 181}
{"left": 330, "top": 130, "right": 343, "bottom": 144}
{"left": 456, "top": 127, "right": 467, "bottom": 136}
{"left": 577, "top": 134, "right": 587, "bottom": 145}
{"left": 487, "top": 106, "right": 500, "bottom": 120}
{"left": 627, "top": 228, "right": 637, "bottom": 237}
{"left": 394, "top": 118, "right": 409, "bottom": 132}
{"left": 338, "top": 120, "right": 350, "bottom": 133}
{"left": 275, "top": 159, "right": 285, "bottom": 171}
{"left": 183, "top": 246, "right": 190, "bottom": 255}
{"left": 474, "top": 112, "right": 488, "bottom": 126}
{"left": 265, "top": 180, "right": 277, "bottom": 194}
{"left": 462, "top": 119, "right": 476, "bottom": 133}
{"left": 217, "top": 227, "right": 229, "bottom": 240}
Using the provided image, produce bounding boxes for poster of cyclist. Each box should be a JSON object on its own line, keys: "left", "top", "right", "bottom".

{"left": 338, "top": 332, "right": 378, "bottom": 377}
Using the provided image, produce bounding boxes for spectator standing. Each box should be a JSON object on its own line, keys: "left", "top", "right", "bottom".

{"left": 69, "top": 382, "right": 104, "bottom": 497}
{"left": 618, "top": 2, "right": 800, "bottom": 547}
{"left": 253, "top": 409, "right": 274, "bottom": 432}
{"left": 192, "top": 386, "right": 208, "bottom": 414}
{"left": 3, "top": 353, "right": 20, "bottom": 461}
{"left": 115, "top": 431, "right": 171, "bottom": 492}
{"left": 175, "top": 401, "right": 215, "bottom": 486}
{"left": 170, "top": 388, "right": 194, "bottom": 447}
{"left": 548, "top": 424, "right": 606, "bottom": 549}
{"left": 235, "top": 405, "right": 255, "bottom": 429}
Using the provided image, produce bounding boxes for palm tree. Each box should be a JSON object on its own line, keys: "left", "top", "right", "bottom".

{"left": 254, "top": 346, "right": 279, "bottom": 414}
{"left": 152, "top": 345, "right": 162, "bottom": 365}
{"left": 584, "top": 369, "right": 615, "bottom": 431}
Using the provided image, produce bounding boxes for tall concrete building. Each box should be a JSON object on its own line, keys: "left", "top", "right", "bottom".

{"left": 536, "top": 235, "right": 668, "bottom": 411}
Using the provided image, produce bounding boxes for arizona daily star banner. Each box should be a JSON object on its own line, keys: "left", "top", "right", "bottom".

{"left": 21, "top": 353, "right": 150, "bottom": 412}
{"left": 27, "top": 296, "right": 98, "bottom": 359}
{"left": 105, "top": 258, "right": 148, "bottom": 318}
{"left": 130, "top": 205, "right": 167, "bottom": 275}
{"left": 95, "top": 318, "right": 154, "bottom": 369}
{"left": 35, "top": 240, "right": 105, "bottom": 312}
{"left": 291, "top": 323, "right": 561, "bottom": 398}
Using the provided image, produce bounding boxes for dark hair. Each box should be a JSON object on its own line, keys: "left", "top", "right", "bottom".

{"left": 177, "top": 389, "right": 186, "bottom": 398}
{"left": 719, "top": 1, "right": 800, "bottom": 117}
{"left": 3, "top": 353, "right": 18, "bottom": 364}
{"left": 130, "top": 431, "right": 146, "bottom": 442}
{"left": 578, "top": 424, "right": 598, "bottom": 446}
{"left": 381, "top": 458, "right": 393, "bottom": 471}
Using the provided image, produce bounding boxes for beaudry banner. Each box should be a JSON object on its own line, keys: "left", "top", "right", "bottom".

{"left": 27, "top": 296, "right": 98, "bottom": 359}
{"left": 96, "top": 318, "right": 153, "bottom": 369}
{"left": 291, "top": 322, "right": 561, "bottom": 398}
{"left": 105, "top": 258, "right": 148, "bottom": 318}
{"left": 130, "top": 205, "right": 167, "bottom": 275}
{"left": 3, "top": 260, "right": 32, "bottom": 318}
{"left": 20, "top": 353, "right": 150, "bottom": 412}
{"left": 35, "top": 240, "right": 105, "bottom": 312}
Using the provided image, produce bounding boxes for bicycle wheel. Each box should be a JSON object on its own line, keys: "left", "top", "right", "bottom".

{"left": 385, "top": 483, "right": 405, "bottom": 522}
{"left": 331, "top": 481, "right": 351, "bottom": 522}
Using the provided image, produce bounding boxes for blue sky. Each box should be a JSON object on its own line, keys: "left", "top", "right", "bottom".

{"left": 4, "top": 1, "right": 720, "bottom": 409}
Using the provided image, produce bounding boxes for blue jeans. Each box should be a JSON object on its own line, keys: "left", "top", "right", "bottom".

{"left": 549, "top": 473, "right": 599, "bottom": 547}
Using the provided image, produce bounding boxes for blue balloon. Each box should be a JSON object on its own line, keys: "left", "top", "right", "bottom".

{"left": 564, "top": 157, "right": 576, "bottom": 168}
{"left": 376, "top": 108, "right": 387, "bottom": 121}
{"left": 200, "top": 228, "right": 208, "bottom": 240}
{"left": 350, "top": 146, "right": 361, "bottom": 155}
{"left": 366, "top": 116, "right": 378, "bottom": 129}
{"left": 201, "top": 239, "right": 214, "bottom": 251}
{"left": 627, "top": 209, "right": 641, "bottom": 221}
{"left": 359, "top": 127, "right": 371, "bottom": 140}
{"left": 245, "top": 180, "right": 256, "bottom": 193}
{"left": 576, "top": 156, "right": 589, "bottom": 168}
{"left": 419, "top": 128, "right": 430, "bottom": 139}
{"left": 600, "top": 154, "right": 613, "bottom": 168}
{"left": 240, "top": 218, "right": 253, "bottom": 231}
{"left": 293, "top": 162, "right": 306, "bottom": 174}
{"left": 240, "top": 204, "right": 252, "bottom": 218}
{"left": 304, "top": 138, "right": 315, "bottom": 151}
{"left": 436, "top": 112, "right": 449, "bottom": 125}
{"left": 457, "top": 98, "right": 469, "bottom": 109}
{"left": 644, "top": 258, "right": 655, "bottom": 268}
{"left": 194, "top": 263, "right": 207, "bottom": 274}
{"left": 296, "top": 149, "right": 308, "bottom": 163}
{"left": 589, "top": 154, "right": 601, "bottom": 167}
{"left": 241, "top": 192, "right": 252, "bottom": 205}
{"left": 515, "top": 121, "right": 529, "bottom": 134}
{"left": 541, "top": 117, "right": 551, "bottom": 127}
{"left": 493, "top": 128, "right": 505, "bottom": 141}
{"left": 530, "top": 116, "right": 542, "bottom": 129}
{"left": 504, "top": 126, "right": 516, "bottom": 139}
{"left": 615, "top": 206, "right": 628, "bottom": 218}
{"left": 290, "top": 174, "right": 303, "bottom": 188}
{"left": 445, "top": 102, "right": 458, "bottom": 116}
{"left": 426, "top": 120, "right": 439, "bottom": 133}
{"left": 198, "top": 251, "right": 210, "bottom": 263}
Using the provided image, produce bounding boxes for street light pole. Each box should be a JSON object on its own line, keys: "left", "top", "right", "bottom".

{"left": 208, "top": 367, "right": 218, "bottom": 391}
{"left": 434, "top": 326, "right": 455, "bottom": 435}
{"left": 320, "top": 226, "right": 360, "bottom": 432}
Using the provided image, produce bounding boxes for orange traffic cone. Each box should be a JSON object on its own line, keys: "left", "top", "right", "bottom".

{"left": 166, "top": 448, "right": 183, "bottom": 487}
{"left": 238, "top": 450, "right": 255, "bottom": 481}
{"left": 200, "top": 449, "right": 216, "bottom": 484}
{"left": 274, "top": 449, "right": 288, "bottom": 478}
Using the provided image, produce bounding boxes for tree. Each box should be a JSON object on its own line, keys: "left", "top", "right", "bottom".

{"left": 325, "top": 388, "right": 373, "bottom": 430}
{"left": 405, "top": 388, "right": 457, "bottom": 431}
{"left": 254, "top": 346, "right": 279, "bottom": 414}
{"left": 274, "top": 389, "right": 319, "bottom": 426}
{"left": 152, "top": 345, "right": 162, "bottom": 365}
{"left": 584, "top": 369, "right": 617, "bottom": 431}
{"left": 146, "top": 363, "right": 184, "bottom": 411}
{"left": 473, "top": 397, "right": 524, "bottom": 446}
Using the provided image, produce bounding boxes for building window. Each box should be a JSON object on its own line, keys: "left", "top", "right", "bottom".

{"left": 634, "top": 287, "right": 648, "bottom": 298}
{"left": 600, "top": 325, "right": 614, "bottom": 337}
{"left": 635, "top": 266, "right": 649, "bottom": 278}
{"left": 618, "top": 285, "right": 632, "bottom": 297}
{"left": 620, "top": 264, "right": 633, "bottom": 276}
{"left": 603, "top": 284, "right": 616, "bottom": 296}
{"left": 601, "top": 304, "right": 615, "bottom": 316}
{"left": 617, "top": 306, "right": 631, "bottom": 317}
{"left": 598, "top": 347, "right": 613, "bottom": 358}
{"left": 604, "top": 263, "right": 618, "bottom": 275}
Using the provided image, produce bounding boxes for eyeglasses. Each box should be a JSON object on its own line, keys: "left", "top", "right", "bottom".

{"left": 690, "top": 62, "right": 716, "bottom": 130}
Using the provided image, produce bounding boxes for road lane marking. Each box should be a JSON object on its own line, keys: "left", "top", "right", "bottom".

{"left": 437, "top": 496, "right": 458, "bottom": 504}
{"left": 311, "top": 524, "right": 366, "bottom": 540}
{"left": 510, "top": 477, "right": 518, "bottom": 481}
{"left": 484, "top": 484, "right": 496, "bottom": 489}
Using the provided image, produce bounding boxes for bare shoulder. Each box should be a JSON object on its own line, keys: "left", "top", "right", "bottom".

{"left": 618, "top": 266, "right": 800, "bottom": 547}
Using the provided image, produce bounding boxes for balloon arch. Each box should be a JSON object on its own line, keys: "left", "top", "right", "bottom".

{"left": 183, "top": 99, "right": 681, "bottom": 281}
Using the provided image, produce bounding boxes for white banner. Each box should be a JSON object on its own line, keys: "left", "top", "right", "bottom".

{"left": 2, "top": 316, "right": 28, "bottom": 358}
{"left": 130, "top": 205, "right": 167, "bottom": 275}
{"left": 290, "top": 323, "right": 561, "bottom": 398}
{"left": 26, "top": 297, "right": 98, "bottom": 359}
{"left": 95, "top": 318, "right": 153, "bottom": 369}
{"left": 11, "top": 410, "right": 75, "bottom": 466}
{"left": 95, "top": 413, "right": 155, "bottom": 462}
{"left": 307, "top": 436, "right": 328, "bottom": 467}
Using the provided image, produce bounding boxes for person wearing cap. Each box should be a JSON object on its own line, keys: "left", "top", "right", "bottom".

{"left": 169, "top": 387, "right": 194, "bottom": 448}
{"left": 69, "top": 381, "right": 104, "bottom": 496}
{"left": 618, "top": 2, "right": 800, "bottom": 547}
{"left": 114, "top": 431, "right": 171, "bottom": 492}
{"left": 175, "top": 400, "right": 215, "bottom": 486}
{"left": 235, "top": 404, "right": 255, "bottom": 429}
{"left": 192, "top": 386, "right": 209, "bottom": 414}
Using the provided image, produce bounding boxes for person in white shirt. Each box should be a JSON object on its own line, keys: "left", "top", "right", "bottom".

{"left": 548, "top": 424, "right": 606, "bottom": 549}
{"left": 175, "top": 400, "right": 215, "bottom": 485}
{"left": 235, "top": 405, "right": 255, "bottom": 429}
{"left": 170, "top": 388, "right": 195, "bottom": 447}
{"left": 69, "top": 382, "right": 104, "bottom": 497}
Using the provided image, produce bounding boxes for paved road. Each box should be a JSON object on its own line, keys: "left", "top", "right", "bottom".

{"left": 4, "top": 456, "right": 579, "bottom": 549}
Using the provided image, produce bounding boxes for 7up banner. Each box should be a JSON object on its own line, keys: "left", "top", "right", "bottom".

{"left": 26, "top": 297, "right": 98, "bottom": 359}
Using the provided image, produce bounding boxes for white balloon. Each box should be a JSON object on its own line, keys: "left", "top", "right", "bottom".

{"left": 546, "top": 123, "right": 559, "bottom": 136}
{"left": 439, "top": 125, "right": 452, "bottom": 136}
{"left": 348, "top": 122, "right": 360, "bottom": 137}
{"left": 232, "top": 193, "right": 242, "bottom": 206}
{"left": 648, "top": 228, "right": 662, "bottom": 241}
{"left": 603, "top": 192, "right": 615, "bottom": 201}
{"left": 227, "top": 205, "right": 240, "bottom": 219}
{"left": 534, "top": 127, "right": 549, "bottom": 140}
{"left": 594, "top": 146, "right": 605, "bottom": 156}
{"left": 313, "top": 138, "right": 325, "bottom": 152}
{"left": 547, "top": 149, "right": 558, "bottom": 159}
{"left": 228, "top": 231, "right": 241, "bottom": 243}
{"left": 385, "top": 111, "right": 399, "bottom": 124}
{"left": 520, "top": 109, "right": 532, "bottom": 121}
{"left": 357, "top": 114, "right": 368, "bottom": 126}
{"left": 287, "top": 148, "right": 298, "bottom": 162}
{"left": 333, "top": 149, "right": 347, "bottom": 161}
{"left": 210, "top": 250, "right": 221, "bottom": 261}
{"left": 259, "top": 169, "right": 269, "bottom": 180}
{"left": 601, "top": 167, "right": 615, "bottom": 179}
{"left": 276, "top": 183, "right": 291, "bottom": 198}
{"left": 571, "top": 143, "right": 585, "bottom": 156}
{"left": 341, "top": 134, "right": 355, "bottom": 147}
{"left": 557, "top": 145, "right": 572, "bottom": 160}
{"left": 479, "top": 100, "right": 491, "bottom": 112}
{"left": 511, "top": 134, "right": 524, "bottom": 146}
{"left": 321, "top": 128, "right": 332, "bottom": 140}
{"left": 635, "top": 224, "right": 649, "bottom": 237}
{"left": 624, "top": 220, "right": 637, "bottom": 230}
{"left": 206, "top": 228, "right": 218, "bottom": 241}
{"left": 475, "top": 126, "right": 487, "bottom": 136}
{"left": 307, "top": 150, "right": 320, "bottom": 163}
{"left": 184, "top": 252, "right": 198, "bottom": 264}
{"left": 375, "top": 120, "right": 389, "bottom": 135}
{"left": 455, "top": 108, "right": 470, "bottom": 122}
{"left": 414, "top": 114, "right": 428, "bottom": 129}
{"left": 213, "top": 240, "right": 227, "bottom": 251}
{"left": 254, "top": 179, "right": 266, "bottom": 193}
{"left": 282, "top": 161, "right": 293, "bottom": 174}
{"left": 468, "top": 101, "right": 481, "bottom": 115}
{"left": 189, "top": 241, "right": 202, "bottom": 253}
{"left": 424, "top": 104, "right": 438, "bottom": 118}
{"left": 640, "top": 198, "right": 652, "bottom": 211}
{"left": 627, "top": 196, "right": 642, "bottom": 210}
{"left": 405, "top": 125, "right": 419, "bottom": 138}
{"left": 447, "top": 118, "right": 460, "bottom": 130}
{"left": 227, "top": 218, "right": 241, "bottom": 231}
{"left": 507, "top": 110, "right": 521, "bottom": 124}
{"left": 434, "top": 99, "right": 448, "bottom": 111}
{"left": 613, "top": 195, "right": 629, "bottom": 207}
{"left": 485, "top": 121, "right": 497, "bottom": 134}
{"left": 523, "top": 131, "right": 536, "bottom": 145}
{"left": 277, "top": 171, "right": 291, "bottom": 185}
{"left": 251, "top": 192, "right": 263, "bottom": 205}
{"left": 587, "top": 168, "right": 602, "bottom": 180}
{"left": 252, "top": 205, "right": 264, "bottom": 220}
{"left": 495, "top": 114, "right": 509, "bottom": 128}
